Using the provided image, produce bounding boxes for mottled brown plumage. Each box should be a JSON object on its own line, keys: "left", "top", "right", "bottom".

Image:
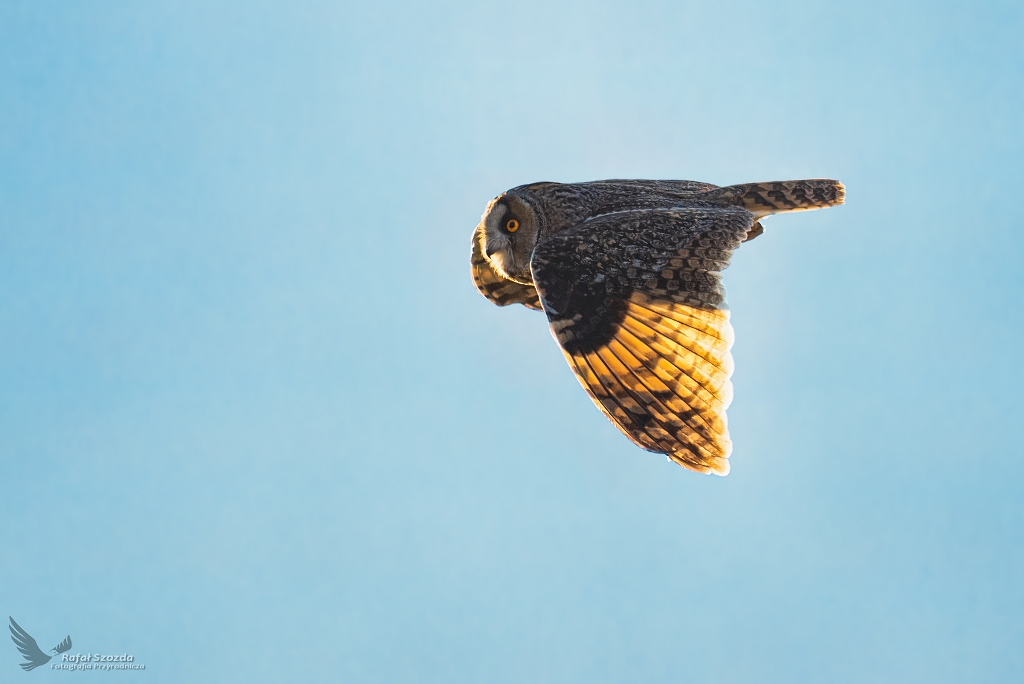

{"left": 471, "top": 225, "right": 542, "bottom": 310}
{"left": 470, "top": 178, "right": 844, "bottom": 474}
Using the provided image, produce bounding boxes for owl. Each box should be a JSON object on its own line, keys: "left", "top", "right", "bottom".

{"left": 470, "top": 178, "right": 845, "bottom": 475}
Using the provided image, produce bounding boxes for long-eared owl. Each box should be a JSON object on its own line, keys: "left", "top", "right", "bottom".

{"left": 471, "top": 178, "right": 844, "bottom": 475}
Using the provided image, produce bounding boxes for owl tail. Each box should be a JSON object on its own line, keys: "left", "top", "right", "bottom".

{"left": 702, "top": 179, "right": 845, "bottom": 218}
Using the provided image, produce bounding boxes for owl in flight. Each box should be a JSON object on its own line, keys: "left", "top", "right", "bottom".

{"left": 470, "top": 178, "right": 844, "bottom": 475}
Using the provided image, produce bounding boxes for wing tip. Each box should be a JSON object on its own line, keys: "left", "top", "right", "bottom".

{"left": 667, "top": 452, "right": 730, "bottom": 476}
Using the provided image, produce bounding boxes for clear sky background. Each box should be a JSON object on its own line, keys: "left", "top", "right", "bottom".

{"left": 1, "top": 1, "right": 1022, "bottom": 682}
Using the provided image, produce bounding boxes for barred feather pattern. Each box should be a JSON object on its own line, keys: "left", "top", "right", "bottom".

{"left": 470, "top": 225, "right": 542, "bottom": 310}
{"left": 560, "top": 297, "right": 734, "bottom": 473}
{"left": 703, "top": 179, "right": 845, "bottom": 218}
{"left": 531, "top": 206, "right": 751, "bottom": 474}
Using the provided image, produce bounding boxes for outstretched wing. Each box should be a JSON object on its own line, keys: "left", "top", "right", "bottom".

{"left": 9, "top": 617, "right": 52, "bottom": 671}
{"left": 54, "top": 635, "right": 72, "bottom": 654}
{"left": 470, "top": 225, "right": 542, "bottom": 310}
{"left": 530, "top": 206, "right": 753, "bottom": 474}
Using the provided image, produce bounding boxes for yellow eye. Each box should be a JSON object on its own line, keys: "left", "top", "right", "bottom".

{"left": 506, "top": 219, "right": 519, "bottom": 233}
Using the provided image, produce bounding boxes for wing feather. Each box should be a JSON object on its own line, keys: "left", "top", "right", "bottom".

{"left": 604, "top": 337, "right": 719, "bottom": 440}
{"left": 531, "top": 206, "right": 751, "bottom": 474}
{"left": 615, "top": 319, "right": 730, "bottom": 424}
{"left": 580, "top": 349, "right": 676, "bottom": 452}
{"left": 622, "top": 304, "right": 734, "bottom": 395}
{"left": 602, "top": 339, "right": 724, "bottom": 458}
{"left": 470, "top": 225, "right": 542, "bottom": 310}
{"left": 624, "top": 302, "right": 733, "bottom": 377}
{"left": 581, "top": 308, "right": 734, "bottom": 473}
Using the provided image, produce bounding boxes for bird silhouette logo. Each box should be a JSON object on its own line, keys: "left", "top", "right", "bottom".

{"left": 9, "top": 617, "right": 72, "bottom": 672}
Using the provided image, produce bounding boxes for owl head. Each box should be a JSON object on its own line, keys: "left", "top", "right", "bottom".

{"left": 477, "top": 191, "right": 544, "bottom": 286}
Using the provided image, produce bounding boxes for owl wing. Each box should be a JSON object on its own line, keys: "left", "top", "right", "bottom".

{"left": 470, "top": 225, "right": 543, "bottom": 310}
{"left": 530, "top": 206, "right": 754, "bottom": 475}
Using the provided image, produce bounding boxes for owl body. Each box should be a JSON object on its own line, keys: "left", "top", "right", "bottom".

{"left": 471, "top": 178, "right": 844, "bottom": 474}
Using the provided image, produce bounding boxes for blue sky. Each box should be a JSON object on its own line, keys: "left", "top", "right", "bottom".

{"left": 1, "top": 1, "right": 1022, "bottom": 681}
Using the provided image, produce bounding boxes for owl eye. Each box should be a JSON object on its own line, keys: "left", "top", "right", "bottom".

{"left": 506, "top": 219, "right": 519, "bottom": 233}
